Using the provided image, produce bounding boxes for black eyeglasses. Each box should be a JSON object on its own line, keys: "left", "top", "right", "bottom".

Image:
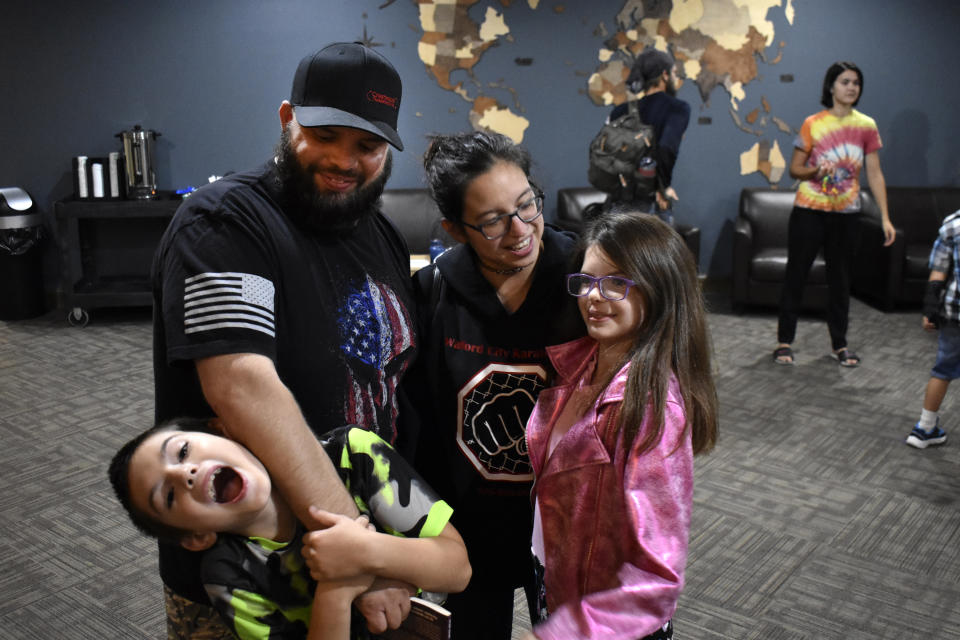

{"left": 566, "top": 273, "right": 636, "bottom": 301}
{"left": 461, "top": 193, "right": 544, "bottom": 240}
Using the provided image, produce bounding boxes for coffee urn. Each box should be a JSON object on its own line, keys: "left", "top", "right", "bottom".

{"left": 116, "top": 125, "right": 160, "bottom": 199}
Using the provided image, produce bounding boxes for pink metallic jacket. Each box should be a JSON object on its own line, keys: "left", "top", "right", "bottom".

{"left": 527, "top": 337, "right": 693, "bottom": 640}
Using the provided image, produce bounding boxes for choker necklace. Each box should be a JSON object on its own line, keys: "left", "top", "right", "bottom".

{"left": 478, "top": 262, "right": 529, "bottom": 275}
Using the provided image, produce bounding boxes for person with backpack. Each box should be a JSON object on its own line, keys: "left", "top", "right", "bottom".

{"left": 591, "top": 47, "right": 690, "bottom": 226}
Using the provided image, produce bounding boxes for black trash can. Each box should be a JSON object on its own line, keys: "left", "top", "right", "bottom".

{"left": 0, "top": 187, "right": 45, "bottom": 320}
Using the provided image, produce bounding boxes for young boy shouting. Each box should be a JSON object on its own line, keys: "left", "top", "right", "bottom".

{"left": 109, "top": 419, "right": 471, "bottom": 639}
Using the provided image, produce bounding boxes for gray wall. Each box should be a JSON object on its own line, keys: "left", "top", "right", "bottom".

{"left": 4, "top": 0, "right": 960, "bottom": 286}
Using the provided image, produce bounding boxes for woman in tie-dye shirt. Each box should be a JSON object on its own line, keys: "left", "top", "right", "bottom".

{"left": 773, "top": 61, "right": 896, "bottom": 368}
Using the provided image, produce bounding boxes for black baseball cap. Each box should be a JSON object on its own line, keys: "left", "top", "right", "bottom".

{"left": 290, "top": 42, "right": 404, "bottom": 151}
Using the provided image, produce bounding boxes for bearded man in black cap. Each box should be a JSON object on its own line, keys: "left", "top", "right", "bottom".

{"left": 606, "top": 47, "right": 691, "bottom": 224}
{"left": 151, "top": 42, "right": 418, "bottom": 638}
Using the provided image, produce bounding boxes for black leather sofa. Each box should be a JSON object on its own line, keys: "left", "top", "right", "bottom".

{"left": 379, "top": 188, "right": 447, "bottom": 254}
{"left": 554, "top": 187, "right": 702, "bottom": 268}
{"left": 732, "top": 186, "right": 960, "bottom": 312}
{"left": 732, "top": 187, "right": 835, "bottom": 310}
{"left": 853, "top": 186, "right": 960, "bottom": 310}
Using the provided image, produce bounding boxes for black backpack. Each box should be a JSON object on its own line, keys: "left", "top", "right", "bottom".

{"left": 587, "top": 100, "right": 658, "bottom": 201}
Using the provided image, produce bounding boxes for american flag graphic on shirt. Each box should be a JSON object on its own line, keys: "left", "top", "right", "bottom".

{"left": 183, "top": 272, "right": 275, "bottom": 337}
{"left": 337, "top": 275, "right": 414, "bottom": 441}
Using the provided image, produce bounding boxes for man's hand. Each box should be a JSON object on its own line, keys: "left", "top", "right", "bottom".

{"left": 353, "top": 578, "right": 415, "bottom": 634}
{"left": 655, "top": 186, "right": 678, "bottom": 211}
{"left": 923, "top": 316, "right": 939, "bottom": 332}
{"left": 302, "top": 507, "right": 415, "bottom": 632}
{"left": 301, "top": 507, "right": 376, "bottom": 581}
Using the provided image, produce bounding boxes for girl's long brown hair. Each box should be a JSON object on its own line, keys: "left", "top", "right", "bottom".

{"left": 577, "top": 212, "right": 718, "bottom": 455}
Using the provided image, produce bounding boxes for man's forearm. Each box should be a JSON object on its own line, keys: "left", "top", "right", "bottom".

{"left": 197, "top": 353, "right": 359, "bottom": 521}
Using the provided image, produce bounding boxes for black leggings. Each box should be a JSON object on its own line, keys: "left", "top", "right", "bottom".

{"left": 777, "top": 207, "right": 860, "bottom": 351}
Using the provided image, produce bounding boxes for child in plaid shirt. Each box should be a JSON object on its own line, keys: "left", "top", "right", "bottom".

{"left": 906, "top": 210, "right": 960, "bottom": 448}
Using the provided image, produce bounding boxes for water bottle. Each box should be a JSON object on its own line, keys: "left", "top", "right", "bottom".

{"left": 429, "top": 238, "right": 445, "bottom": 263}
{"left": 636, "top": 156, "right": 658, "bottom": 199}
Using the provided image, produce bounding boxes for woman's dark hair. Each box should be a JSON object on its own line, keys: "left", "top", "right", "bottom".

{"left": 821, "top": 61, "right": 863, "bottom": 108}
{"left": 575, "top": 212, "right": 718, "bottom": 456}
{"left": 422, "top": 131, "right": 533, "bottom": 223}
{"left": 108, "top": 417, "right": 217, "bottom": 542}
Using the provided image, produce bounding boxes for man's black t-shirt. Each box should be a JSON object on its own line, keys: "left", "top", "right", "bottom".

{"left": 152, "top": 161, "right": 417, "bottom": 601}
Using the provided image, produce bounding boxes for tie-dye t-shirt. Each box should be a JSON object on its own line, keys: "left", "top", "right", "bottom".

{"left": 794, "top": 109, "right": 882, "bottom": 213}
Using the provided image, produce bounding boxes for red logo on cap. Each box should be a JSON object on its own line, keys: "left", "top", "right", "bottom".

{"left": 367, "top": 90, "right": 398, "bottom": 110}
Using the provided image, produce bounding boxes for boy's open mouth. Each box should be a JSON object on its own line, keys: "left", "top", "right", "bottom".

{"left": 211, "top": 467, "right": 243, "bottom": 503}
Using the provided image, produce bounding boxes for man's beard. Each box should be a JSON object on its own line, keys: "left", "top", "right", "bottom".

{"left": 274, "top": 127, "right": 392, "bottom": 235}
{"left": 665, "top": 78, "right": 678, "bottom": 97}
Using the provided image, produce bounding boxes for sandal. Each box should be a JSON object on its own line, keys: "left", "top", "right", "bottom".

{"left": 773, "top": 346, "right": 794, "bottom": 365}
{"left": 833, "top": 348, "right": 860, "bottom": 368}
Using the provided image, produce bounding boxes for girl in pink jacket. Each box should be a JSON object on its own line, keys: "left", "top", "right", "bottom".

{"left": 524, "top": 212, "right": 718, "bottom": 639}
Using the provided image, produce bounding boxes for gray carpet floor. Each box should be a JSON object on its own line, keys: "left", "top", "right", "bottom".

{"left": 1, "top": 290, "right": 957, "bottom": 639}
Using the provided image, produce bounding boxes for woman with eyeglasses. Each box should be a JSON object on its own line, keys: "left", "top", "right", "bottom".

{"left": 399, "top": 131, "right": 584, "bottom": 639}
{"left": 522, "top": 212, "right": 717, "bottom": 640}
